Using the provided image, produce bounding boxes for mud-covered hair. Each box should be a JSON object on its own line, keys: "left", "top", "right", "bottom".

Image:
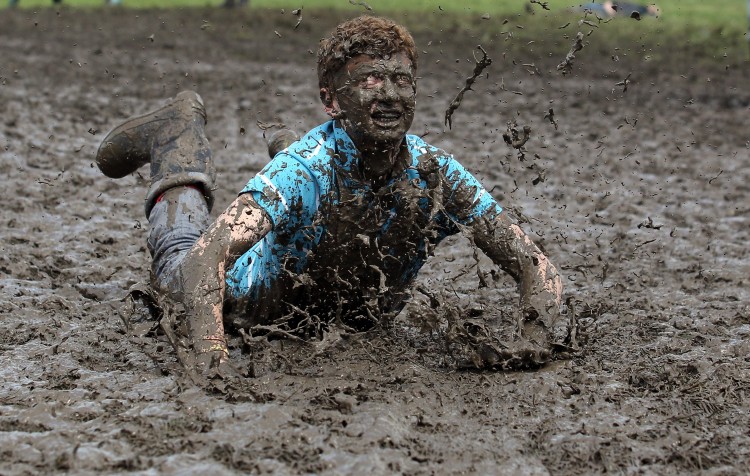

{"left": 317, "top": 16, "right": 418, "bottom": 90}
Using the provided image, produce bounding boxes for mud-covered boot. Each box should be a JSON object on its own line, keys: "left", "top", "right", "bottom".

{"left": 95, "top": 90, "right": 215, "bottom": 216}
{"left": 266, "top": 128, "right": 299, "bottom": 158}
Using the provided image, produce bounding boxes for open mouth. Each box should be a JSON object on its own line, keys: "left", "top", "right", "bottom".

{"left": 371, "top": 109, "right": 402, "bottom": 125}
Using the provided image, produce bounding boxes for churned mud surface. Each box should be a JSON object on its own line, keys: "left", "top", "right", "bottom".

{"left": 1, "top": 7, "right": 749, "bottom": 475}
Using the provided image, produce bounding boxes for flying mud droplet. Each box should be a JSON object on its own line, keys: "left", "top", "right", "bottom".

{"left": 292, "top": 7, "right": 303, "bottom": 29}
{"left": 615, "top": 72, "right": 632, "bottom": 93}
{"left": 444, "top": 45, "right": 492, "bottom": 129}
{"left": 255, "top": 119, "right": 288, "bottom": 140}
{"left": 348, "top": 0, "right": 373, "bottom": 11}
{"left": 529, "top": 0, "right": 550, "bottom": 11}
{"left": 544, "top": 108, "right": 558, "bottom": 130}
{"left": 503, "top": 121, "right": 532, "bottom": 161}
{"left": 557, "top": 32, "right": 585, "bottom": 75}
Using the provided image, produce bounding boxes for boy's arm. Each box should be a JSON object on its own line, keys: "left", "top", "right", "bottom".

{"left": 178, "top": 193, "right": 272, "bottom": 372}
{"left": 471, "top": 211, "right": 563, "bottom": 335}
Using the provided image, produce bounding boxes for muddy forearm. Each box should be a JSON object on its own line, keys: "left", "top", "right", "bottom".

{"left": 472, "top": 212, "right": 563, "bottom": 320}
{"left": 180, "top": 240, "right": 230, "bottom": 358}
{"left": 180, "top": 195, "right": 272, "bottom": 361}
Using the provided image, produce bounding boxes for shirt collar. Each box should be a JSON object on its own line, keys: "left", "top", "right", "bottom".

{"left": 331, "top": 120, "right": 362, "bottom": 171}
{"left": 329, "top": 120, "right": 417, "bottom": 186}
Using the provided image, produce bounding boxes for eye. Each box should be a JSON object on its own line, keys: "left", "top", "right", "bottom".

{"left": 362, "top": 73, "right": 383, "bottom": 88}
{"left": 394, "top": 74, "right": 413, "bottom": 87}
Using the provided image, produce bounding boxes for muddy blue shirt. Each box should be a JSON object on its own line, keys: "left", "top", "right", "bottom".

{"left": 226, "top": 120, "right": 502, "bottom": 312}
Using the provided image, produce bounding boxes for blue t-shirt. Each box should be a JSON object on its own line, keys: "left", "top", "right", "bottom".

{"left": 226, "top": 121, "right": 502, "bottom": 315}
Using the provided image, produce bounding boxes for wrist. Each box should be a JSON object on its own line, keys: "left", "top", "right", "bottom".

{"left": 195, "top": 336, "right": 229, "bottom": 355}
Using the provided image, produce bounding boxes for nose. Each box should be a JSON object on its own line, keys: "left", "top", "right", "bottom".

{"left": 377, "top": 78, "right": 399, "bottom": 102}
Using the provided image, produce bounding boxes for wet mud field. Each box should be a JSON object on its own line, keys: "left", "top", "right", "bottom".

{"left": 1, "top": 7, "right": 749, "bottom": 475}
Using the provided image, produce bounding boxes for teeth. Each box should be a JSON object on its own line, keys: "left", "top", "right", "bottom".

{"left": 374, "top": 112, "right": 400, "bottom": 119}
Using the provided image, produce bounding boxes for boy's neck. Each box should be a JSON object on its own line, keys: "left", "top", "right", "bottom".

{"left": 359, "top": 138, "right": 405, "bottom": 180}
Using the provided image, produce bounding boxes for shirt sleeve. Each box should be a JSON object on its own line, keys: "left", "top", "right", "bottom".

{"left": 239, "top": 152, "right": 319, "bottom": 230}
{"left": 439, "top": 155, "right": 503, "bottom": 225}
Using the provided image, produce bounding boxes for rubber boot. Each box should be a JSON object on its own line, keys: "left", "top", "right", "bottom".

{"left": 266, "top": 128, "right": 299, "bottom": 158}
{"left": 95, "top": 90, "right": 215, "bottom": 217}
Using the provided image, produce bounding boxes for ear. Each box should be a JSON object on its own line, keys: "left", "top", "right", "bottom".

{"left": 320, "top": 87, "right": 343, "bottom": 119}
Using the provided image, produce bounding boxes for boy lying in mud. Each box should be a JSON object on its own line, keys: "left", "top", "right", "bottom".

{"left": 96, "top": 16, "right": 565, "bottom": 377}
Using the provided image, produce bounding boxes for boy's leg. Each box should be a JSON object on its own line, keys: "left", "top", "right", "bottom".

{"left": 96, "top": 91, "right": 215, "bottom": 296}
{"left": 147, "top": 186, "right": 210, "bottom": 299}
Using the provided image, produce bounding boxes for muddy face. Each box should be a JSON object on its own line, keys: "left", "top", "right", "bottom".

{"left": 328, "top": 52, "right": 416, "bottom": 155}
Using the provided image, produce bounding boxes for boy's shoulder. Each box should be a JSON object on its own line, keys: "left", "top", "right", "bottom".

{"left": 283, "top": 122, "right": 337, "bottom": 171}
{"left": 404, "top": 133, "right": 455, "bottom": 167}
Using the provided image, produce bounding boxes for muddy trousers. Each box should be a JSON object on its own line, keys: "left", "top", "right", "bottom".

{"left": 146, "top": 187, "right": 211, "bottom": 299}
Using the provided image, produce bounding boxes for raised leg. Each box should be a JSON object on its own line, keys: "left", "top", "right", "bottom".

{"left": 96, "top": 91, "right": 216, "bottom": 295}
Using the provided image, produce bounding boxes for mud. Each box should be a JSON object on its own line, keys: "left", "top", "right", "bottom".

{"left": 1, "top": 7, "right": 749, "bottom": 475}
